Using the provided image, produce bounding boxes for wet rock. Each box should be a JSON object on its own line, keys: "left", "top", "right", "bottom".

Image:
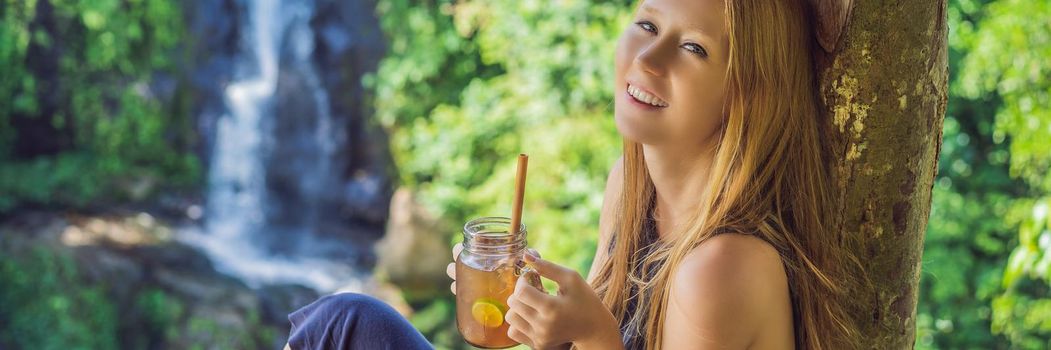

{"left": 1, "top": 212, "right": 290, "bottom": 349}
{"left": 258, "top": 284, "right": 322, "bottom": 325}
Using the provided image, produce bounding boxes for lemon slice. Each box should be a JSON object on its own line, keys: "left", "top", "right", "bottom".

{"left": 471, "top": 297, "right": 507, "bottom": 328}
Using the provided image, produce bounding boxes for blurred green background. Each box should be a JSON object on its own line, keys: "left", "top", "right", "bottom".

{"left": 1, "top": 0, "right": 1049, "bottom": 349}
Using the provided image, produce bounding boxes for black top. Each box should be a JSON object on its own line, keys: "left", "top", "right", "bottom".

{"left": 612, "top": 213, "right": 663, "bottom": 350}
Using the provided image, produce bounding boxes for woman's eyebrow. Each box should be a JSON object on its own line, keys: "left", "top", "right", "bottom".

{"left": 685, "top": 22, "right": 716, "bottom": 41}
{"left": 639, "top": 4, "right": 718, "bottom": 43}
{"left": 639, "top": 4, "right": 660, "bottom": 16}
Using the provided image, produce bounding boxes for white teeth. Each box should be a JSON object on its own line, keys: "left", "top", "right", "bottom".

{"left": 627, "top": 84, "right": 668, "bottom": 107}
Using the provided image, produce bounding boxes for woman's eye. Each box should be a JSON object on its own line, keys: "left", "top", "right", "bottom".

{"left": 682, "top": 43, "right": 709, "bottom": 58}
{"left": 635, "top": 21, "right": 657, "bottom": 34}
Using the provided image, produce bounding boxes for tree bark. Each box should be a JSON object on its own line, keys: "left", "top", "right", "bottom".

{"left": 814, "top": 1, "right": 948, "bottom": 348}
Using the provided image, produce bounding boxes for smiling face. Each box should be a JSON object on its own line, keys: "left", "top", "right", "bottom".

{"left": 614, "top": 0, "right": 731, "bottom": 150}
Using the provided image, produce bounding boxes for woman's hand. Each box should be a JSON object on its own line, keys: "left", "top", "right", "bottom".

{"left": 447, "top": 243, "right": 463, "bottom": 294}
{"left": 504, "top": 253, "right": 624, "bottom": 350}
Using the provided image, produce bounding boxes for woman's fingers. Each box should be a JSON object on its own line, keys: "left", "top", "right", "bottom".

{"left": 507, "top": 286, "right": 542, "bottom": 320}
{"left": 512, "top": 269, "right": 554, "bottom": 310}
{"left": 447, "top": 262, "right": 457, "bottom": 295}
{"left": 507, "top": 325, "right": 534, "bottom": 349}
{"left": 524, "top": 254, "right": 579, "bottom": 291}
{"left": 504, "top": 306, "right": 534, "bottom": 333}
{"left": 452, "top": 242, "right": 463, "bottom": 261}
{"left": 449, "top": 243, "right": 462, "bottom": 296}
{"left": 526, "top": 247, "right": 541, "bottom": 259}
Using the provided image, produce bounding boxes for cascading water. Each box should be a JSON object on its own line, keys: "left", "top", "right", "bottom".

{"left": 179, "top": 0, "right": 365, "bottom": 292}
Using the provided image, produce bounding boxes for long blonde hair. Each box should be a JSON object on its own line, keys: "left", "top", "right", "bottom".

{"left": 590, "top": 0, "right": 863, "bottom": 349}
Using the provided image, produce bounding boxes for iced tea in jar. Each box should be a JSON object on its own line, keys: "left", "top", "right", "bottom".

{"left": 455, "top": 216, "right": 542, "bottom": 349}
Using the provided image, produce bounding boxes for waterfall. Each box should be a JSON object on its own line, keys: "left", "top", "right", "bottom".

{"left": 178, "top": 0, "right": 364, "bottom": 292}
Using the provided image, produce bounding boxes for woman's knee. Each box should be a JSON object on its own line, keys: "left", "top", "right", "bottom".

{"left": 322, "top": 292, "right": 385, "bottom": 310}
{"left": 289, "top": 292, "right": 431, "bottom": 349}
{"left": 320, "top": 293, "right": 405, "bottom": 324}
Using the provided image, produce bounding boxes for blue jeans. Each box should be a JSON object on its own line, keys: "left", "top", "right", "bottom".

{"left": 287, "top": 293, "right": 434, "bottom": 350}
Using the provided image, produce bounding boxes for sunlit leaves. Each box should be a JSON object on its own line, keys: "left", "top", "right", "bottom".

{"left": 373, "top": 0, "right": 629, "bottom": 274}
{"left": 937, "top": 0, "right": 1051, "bottom": 346}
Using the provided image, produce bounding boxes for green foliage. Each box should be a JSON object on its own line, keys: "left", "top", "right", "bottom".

{"left": 917, "top": 0, "right": 1051, "bottom": 348}
{"left": 0, "top": 238, "right": 278, "bottom": 350}
{"left": 371, "top": 1, "right": 631, "bottom": 347}
{"left": 183, "top": 308, "right": 277, "bottom": 350}
{"left": 0, "top": 152, "right": 104, "bottom": 209}
{"left": 0, "top": 246, "right": 119, "bottom": 350}
{"left": 129, "top": 284, "right": 279, "bottom": 349}
{"left": 133, "top": 288, "right": 185, "bottom": 348}
{"left": 409, "top": 297, "right": 461, "bottom": 350}
{"left": 371, "top": 0, "right": 630, "bottom": 275}
{"left": 956, "top": 0, "right": 1051, "bottom": 191}
{"left": 0, "top": 0, "right": 39, "bottom": 124}
{"left": 994, "top": 197, "right": 1051, "bottom": 347}
{"left": 0, "top": 0, "right": 199, "bottom": 213}
{"left": 956, "top": 0, "right": 1051, "bottom": 346}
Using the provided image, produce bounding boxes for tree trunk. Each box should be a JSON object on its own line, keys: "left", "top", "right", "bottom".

{"left": 814, "top": 1, "right": 948, "bottom": 348}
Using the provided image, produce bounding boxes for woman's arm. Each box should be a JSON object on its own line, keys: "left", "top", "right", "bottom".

{"left": 587, "top": 156, "right": 624, "bottom": 282}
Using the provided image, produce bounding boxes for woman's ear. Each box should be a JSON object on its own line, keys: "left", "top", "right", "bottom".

{"left": 807, "top": 0, "right": 854, "bottom": 53}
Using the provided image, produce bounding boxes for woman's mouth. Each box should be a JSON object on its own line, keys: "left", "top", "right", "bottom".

{"left": 626, "top": 84, "right": 668, "bottom": 108}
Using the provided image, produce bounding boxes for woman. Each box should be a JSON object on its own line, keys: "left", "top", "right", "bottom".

{"left": 286, "top": 0, "right": 863, "bottom": 349}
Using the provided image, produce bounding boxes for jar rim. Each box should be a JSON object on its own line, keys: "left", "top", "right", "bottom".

{"left": 462, "top": 216, "right": 527, "bottom": 255}
{"left": 462, "top": 216, "right": 526, "bottom": 236}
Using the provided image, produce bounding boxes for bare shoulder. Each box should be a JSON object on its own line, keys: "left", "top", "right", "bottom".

{"left": 677, "top": 233, "right": 786, "bottom": 290}
{"left": 663, "top": 233, "right": 790, "bottom": 348}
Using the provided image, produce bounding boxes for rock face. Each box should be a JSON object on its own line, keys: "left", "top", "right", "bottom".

{"left": 0, "top": 212, "right": 310, "bottom": 349}
{"left": 1, "top": 210, "right": 422, "bottom": 348}
{"left": 311, "top": 0, "right": 391, "bottom": 230}
{"left": 375, "top": 189, "right": 455, "bottom": 302}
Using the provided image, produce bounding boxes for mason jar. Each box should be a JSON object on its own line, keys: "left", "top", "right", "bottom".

{"left": 455, "top": 216, "right": 542, "bottom": 349}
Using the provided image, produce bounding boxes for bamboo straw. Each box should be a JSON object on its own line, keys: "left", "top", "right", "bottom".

{"left": 509, "top": 154, "right": 529, "bottom": 235}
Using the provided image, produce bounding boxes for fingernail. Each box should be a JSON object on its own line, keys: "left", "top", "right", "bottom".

{"left": 523, "top": 253, "right": 536, "bottom": 262}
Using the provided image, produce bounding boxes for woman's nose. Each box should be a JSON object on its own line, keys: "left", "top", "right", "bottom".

{"left": 634, "top": 41, "right": 671, "bottom": 77}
